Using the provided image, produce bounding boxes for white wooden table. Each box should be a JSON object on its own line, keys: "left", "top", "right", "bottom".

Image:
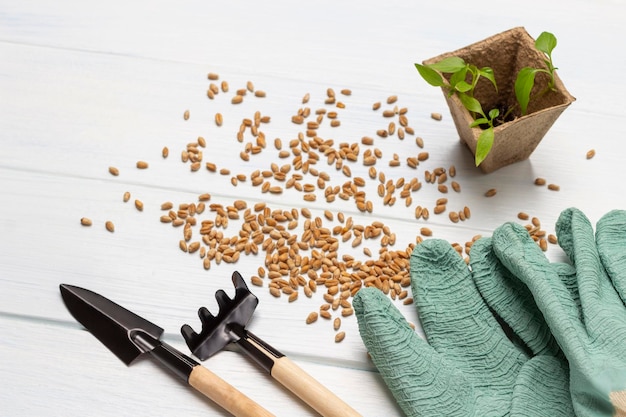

{"left": 2, "top": 1, "right": 626, "bottom": 415}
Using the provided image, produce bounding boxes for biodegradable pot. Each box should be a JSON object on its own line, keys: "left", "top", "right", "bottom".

{"left": 424, "top": 27, "right": 576, "bottom": 173}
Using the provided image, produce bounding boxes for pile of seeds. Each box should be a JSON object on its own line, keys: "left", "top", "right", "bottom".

{"left": 82, "top": 71, "right": 569, "bottom": 343}
{"left": 159, "top": 195, "right": 416, "bottom": 336}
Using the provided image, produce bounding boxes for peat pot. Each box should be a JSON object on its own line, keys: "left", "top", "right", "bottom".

{"left": 424, "top": 27, "right": 576, "bottom": 173}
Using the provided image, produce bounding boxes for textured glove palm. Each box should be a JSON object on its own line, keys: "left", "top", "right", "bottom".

{"left": 354, "top": 236, "right": 574, "bottom": 417}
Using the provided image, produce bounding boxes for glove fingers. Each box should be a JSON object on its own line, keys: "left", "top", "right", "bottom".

{"left": 596, "top": 209, "right": 626, "bottom": 303}
{"left": 470, "top": 237, "right": 561, "bottom": 357}
{"left": 510, "top": 356, "right": 573, "bottom": 417}
{"left": 411, "top": 239, "right": 524, "bottom": 381}
{"left": 492, "top": 222, "right": 586, "bottom": 359}
{"left": 556, "top": 208, "right": 622, "bottom": 313}
{"left": 556, "top": 208, "right": 626, "bottom": 335}
{"left": 353, "top": 287, "right": 475, "bottom": 417}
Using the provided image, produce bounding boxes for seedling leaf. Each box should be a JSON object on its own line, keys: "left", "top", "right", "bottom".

{"left": 535, "top": 32, "right": 557, "bottom": 57}
{"left": 415, "top": 64, "right": 445, "bottom": 87}
{"left": 479, "top": 67, "right": 497, "bottom": 91}
{"left": 488, "top": 108, "right": 500, "bottom": 120}
{"left": 515, "top": 67, "right": 538, "bottom": 115}
{"left": 429, "top": 57, "right": 466, "bottom": 73}
{"left": 459, "top": 93, "right": 485, "bottom": 118}
{"left": 470, "top": 118, "right": 488, "bottom": 127}
{"left": 475, "top": 127, "right": 494, "bottom": 166}
{"left": 454, "top": 81, "right": 473, "bottom": 93}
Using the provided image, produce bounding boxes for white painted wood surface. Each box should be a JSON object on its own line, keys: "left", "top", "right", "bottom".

{"left": 1, "top": 1, "right": 626, "bottom": 415}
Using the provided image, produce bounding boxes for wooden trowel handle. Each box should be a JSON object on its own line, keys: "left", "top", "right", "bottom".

{"left": 189, "top": 365, "right": 275, "bottom": 417}
{"left": 271, "top": 356, "right": 362, "bottom": 417}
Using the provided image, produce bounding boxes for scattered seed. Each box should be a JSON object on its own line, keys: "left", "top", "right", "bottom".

{"left": 208, "top": 72, "right": 219, "bottom": 80}
{"left": 215, "top": 113, "right": 223, "bottom": 126}
{"left": 269, "top": 287, "right": 281, "bottom": 298}
{"left": 548, "top": 234, "right": 558, "bottom": 244}
{"left": 306, "top": 312, "right": 319, "bottom": 324}
{"left": 231, "top": 95, "right": 243, "bottom": 104}
{"left": 420, "top": 227, "right": 432, "bottom": 237}
{"left": 548, "top": 184, "right": 560, "bottom": 191}
{"left": 387, "top": 95, "right": 398, "bottom": 104}
{"left": 108, "top": 166, "right": 119, "bottom": 176}
{"left": 136, "top": 161, "right": 149, "bottom": 169}
{"left": 335, "top": 331, "right": 346, "bottom": 343}
{"left": 586, "top": 149, "right": 596, "bottom": 159}
{"left": 105, "top": 221, "right": 115, "bottom": 232}
{"left": 485, "top": 188, "right": 497, "bottom": 197}
{"left": 183, "top": 110, "right": 190, "bottom": 120}
{"left": 333, "top": 317, "right": 341, "bottom": 331}
{"left": 80, "top": 217, "right": 92, "bottom": 226}
{"left": 123, "top": 191, "right": 131, "bottom": 202}
{"left": 518, "top": 212, "right": 529, "bottom": 221}
{"left": 431, "top": 112, "right": 442, "bottom": 120}
{"left": 534, "top": 177, "right": 546, "bottom": 186}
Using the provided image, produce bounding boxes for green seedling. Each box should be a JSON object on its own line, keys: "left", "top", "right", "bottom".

{"left": 415, "top": 31, "right": 559, "bottom": 167}
{"left": 515, "top": 32, "right": 558, "bottom": 115}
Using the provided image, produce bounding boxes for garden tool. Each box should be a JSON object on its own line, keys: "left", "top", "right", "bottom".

{"left": 59, "top": 284, "right": 274, "bottom": 417}
{"left": 181, "top": 270, "right": 362, "bottom": 417}
{"left": 353, "top": 237, "right": 574, "bottom": 417}
{"left": 493, "top": 208, "right": 626, "bottom": 416}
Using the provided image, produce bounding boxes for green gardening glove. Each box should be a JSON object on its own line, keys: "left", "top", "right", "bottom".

{"left": 354, "top": 237, "right": 574, "bottom": 417}
{"left": 493, "top": 208, "right": 626, "bottom": 416}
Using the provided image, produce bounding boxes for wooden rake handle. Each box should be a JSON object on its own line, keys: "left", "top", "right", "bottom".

{"left": 238, "top": 331, "right": 362, "bottom": 417}
{"left": 271, "top": 356, "right": 362, "bottom": 417}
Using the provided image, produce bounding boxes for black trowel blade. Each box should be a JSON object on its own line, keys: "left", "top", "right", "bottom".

{"left": 60, "top": 284, "right": 164, "bottom": 365}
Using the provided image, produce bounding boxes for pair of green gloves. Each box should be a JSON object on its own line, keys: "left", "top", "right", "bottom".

{"left": 354, "top": 208, "right": 626, "bottom": 416}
